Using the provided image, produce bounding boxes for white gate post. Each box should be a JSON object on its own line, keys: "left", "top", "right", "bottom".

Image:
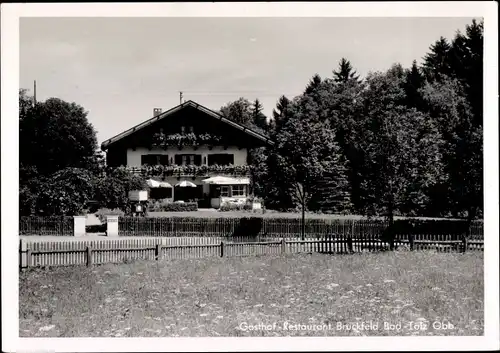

{"left": 106, "top": 215, "right": 119, "bottom": 237}
{"left": 73, "top": 216, "right": 86, "bottom": 237}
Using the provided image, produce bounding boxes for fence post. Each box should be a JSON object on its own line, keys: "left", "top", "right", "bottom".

{"left": 347, "top": 236, "right": 353, "bottom": 254}
{"left": 106, "top": 216, "right": 119, "bottom": 237}
{"left": 462, "top": 236, "right": 468, "bottom": 253}
{"left": 26, "top": 248, "right": 32, "bottom": 268}
{"left": 281, "top": 238, "right": 286, "bottom": 254}
{"left": 86, "top": 246, "right": 93, "bottom": 267}
{"left": 73, "top": 216, "right": 86, "bottom": 237}
{"left": 20, "top": 239, "right": 27, "bottom": 269}
{"left": 409, "top": 233, "right": 414, "bottom": 251}
{"left": 220, "top": 241, "right": 224, "bottom": 257}
{"left": 155, "top": 244, "right": 162, "bottom": 260}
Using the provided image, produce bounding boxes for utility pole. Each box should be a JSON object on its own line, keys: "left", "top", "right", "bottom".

{"left": 33, "top": 80, "right": 37, "bottom": 106}
{"left": 179, "top": 91, "right": 183, "bottom": 104}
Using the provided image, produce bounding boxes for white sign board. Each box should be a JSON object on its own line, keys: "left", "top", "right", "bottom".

{"left": 128, "top": 190, "right": 148, "bottom": 201}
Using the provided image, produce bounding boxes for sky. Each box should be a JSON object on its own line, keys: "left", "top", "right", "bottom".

{"left": 20, "top": 17, "right": 476, "bottom": 146}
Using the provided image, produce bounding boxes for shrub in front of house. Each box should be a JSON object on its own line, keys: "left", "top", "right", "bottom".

{"left": 95, "top": 208, "right": 126, "bottom": 224}
{"left": 219, "top": 203, "right": 252, "bottom": 212}
{"left": 149, "top": 202, "right": 198, "bottom": 212}
{"left": 85, "top": 224, "right": 107, "bottom": 233}
{"left": 231, "top": 217, "right": 263, "bottom": 240}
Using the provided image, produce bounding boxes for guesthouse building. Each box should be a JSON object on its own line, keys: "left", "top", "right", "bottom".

{"left": 100, "top": 100, "right": 273, "bottom": 208}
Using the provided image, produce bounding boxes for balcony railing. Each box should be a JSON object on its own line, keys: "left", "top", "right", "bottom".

{"left": 151, "top": 132, "right": 223, "bottom": 149}
{"left": 122, "top": 164, "right": 251, "bottom": 178}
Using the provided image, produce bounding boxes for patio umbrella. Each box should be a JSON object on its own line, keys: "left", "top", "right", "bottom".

{"left": 146, "top": 179, "right": 161, "bottom": 188}
{"left": 175, "top": 180, "right": 197, "bottom": 188}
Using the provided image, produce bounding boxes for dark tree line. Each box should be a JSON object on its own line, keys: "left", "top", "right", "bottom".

{"left": 229, "top": 19, "right": 483, "bottom": 224}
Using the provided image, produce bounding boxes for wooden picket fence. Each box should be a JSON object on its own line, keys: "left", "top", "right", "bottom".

{"left": 19, "top": 233, "right": 483, "bottom": 269}
{"left": 19, "top": 216, "right": 74, "bottom": 236}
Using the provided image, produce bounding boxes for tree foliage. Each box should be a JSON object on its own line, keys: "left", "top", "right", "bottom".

{"left": 35, "top": 168, "right": 95, "bottom": 216}
{"left": 220, "top": 97, "right": 253, "bottom": 127}
{"left": 270, "top": 95, "right": 291, "bottom": 136}
{"left": 333, "top": 58, "right": 361, "bottom": 84}
{"left": 358, "top": 68, "right": 445, "bottom": 221}
{"left": 251, "top": 98, "right": 269, "bottom": 132}
{"left": 20, "top": 93, "right": 100, "bottom": 177}
{"left": 421, "top": 78, "right": 482, "bottom": 219}
{"left": 94, "top": 167, "right": 149, "bottom": 212}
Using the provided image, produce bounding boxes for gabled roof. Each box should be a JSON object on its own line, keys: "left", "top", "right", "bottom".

{"left": 101, "top": 100, "right": 274, "bottom": 150}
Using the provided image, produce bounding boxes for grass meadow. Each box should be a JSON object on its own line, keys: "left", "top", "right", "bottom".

{"left": 19, "top": 251, "right": 483, "bottom": 337}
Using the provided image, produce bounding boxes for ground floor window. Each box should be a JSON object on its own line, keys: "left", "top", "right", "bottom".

{"left": 231, "top": 185, "right": 246, "bottom": 197}
{"left": 220, "top": 185, "right": 230, "bottom": 197}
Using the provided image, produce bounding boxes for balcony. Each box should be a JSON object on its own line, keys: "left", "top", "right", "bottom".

{"left": 151, "top": 132, "right": 224, "bottom": 150}
{"left": 122, "top": 164, "right": 251, "bottom": 178}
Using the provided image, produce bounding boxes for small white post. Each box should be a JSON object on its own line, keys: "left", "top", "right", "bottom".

{"left": 106, "top": 215, "right": 119, "bottom": 237}
{"left": 20, "top": 239, "right": 27, "bottom": 268}
{"left": 73, "top": 216, "right": 86, "bottom": 237}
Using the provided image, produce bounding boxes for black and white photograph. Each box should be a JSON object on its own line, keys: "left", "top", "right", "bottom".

{"left": 2, "top": 2, "right": 498, "bottom": 352}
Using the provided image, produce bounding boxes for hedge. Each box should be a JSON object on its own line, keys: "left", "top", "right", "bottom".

{"left": 149, "top": 202, "right": 198, "bottom": 212}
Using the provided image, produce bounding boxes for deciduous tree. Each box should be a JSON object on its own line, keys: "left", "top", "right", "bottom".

{"left": 358, "top": 68, "right": 445, "bottom": 245}
{"left": 19, "top": 94, "right": 100, "bottom": 177}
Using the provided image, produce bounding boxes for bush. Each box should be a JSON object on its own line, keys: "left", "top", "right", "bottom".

{"left": 232, "top": 217, "right": 263, "bottom": 238}
{"left": 85, "top": 224, "right": 107, "bottom": 233}
{"left": 149, "top": 202, "right": 198, "bottom": 212}
{"left": 94, "top": 167, "right": 149, "bottom": 211}
{"left": 219, "top": 203, "right": 252, "bottom": 212}
{"left": 35, "top": 168, "right": 94, "bottom": 216}
{"left": 95, "top": 208, "right": 125, "bottom": 224}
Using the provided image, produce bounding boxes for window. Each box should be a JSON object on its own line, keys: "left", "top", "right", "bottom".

{"left": 221, "top": 186, "right": 230, "bottom": 197}
{"left": 141, "top": 154, "right": 161, "bottom": 166}
{"left": 232, "top": 185, "right": 246, "bottom": 197}
{"left": 181, "top": 126, "right": 185, "bottom": 133}
{"left": 142, "top": 154, "right": 170, "bottom": 166}
{"left": 207, "top": 153, "right": 235, "bottom": 166}
{"left": 189, "top": 126, "right": 194, "bottom": 133}
{"left": 175, "top": 154, "right": 201, "bottom": 166}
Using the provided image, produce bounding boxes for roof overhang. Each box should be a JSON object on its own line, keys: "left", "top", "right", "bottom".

{"left": 100, "top": 100, "right": 274, "bottom": 150}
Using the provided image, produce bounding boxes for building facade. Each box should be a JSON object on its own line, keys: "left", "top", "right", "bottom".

{"left": 101, "top": 100, "right": 273, "bottom": 208}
